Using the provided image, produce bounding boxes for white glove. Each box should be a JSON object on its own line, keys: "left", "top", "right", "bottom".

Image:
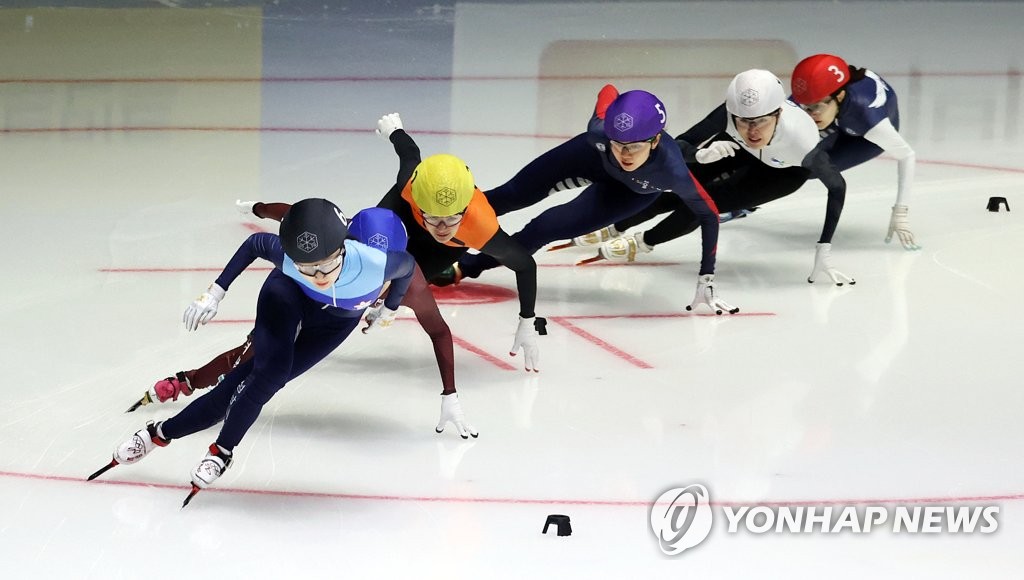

{"left": 183, "top": 283, "right": 226, "bottom": 332}
{"left": 435, "top": 393, "right": 479, "bottom": 439}
{"left": 695, "top": 140, "right": 741, "bottom": 164}
{"left": 236, "top": 199, "right": 257, "bottom": 217}
{"left": 807, "top": 243, "right": 856, "bottom": 286}
{"left": 361, "top": 304, "right": 398, "bottom": 333}
{"left": 685, "top": 274, "right": 739, "bottom": 315}
{"left": 375, "top": 113, "right": 403, "bottom": 139}
{"left": 886, "top": 205, "right": 920, "bottom": 250}
{"left": 510, "top": 316, "right": 540, "bottom": 372}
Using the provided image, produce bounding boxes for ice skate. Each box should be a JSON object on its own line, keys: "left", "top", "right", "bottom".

{"left": 182, "top": 443, "right": 233, "bottom": 507}
{"left": 126, "top": 372, "right": 193, "bottom": 413}
{"left": 719, "top": 207, "right": 758, "bottom": 223}
{"left": 87, "top": 421, "right": 169, "bottom": 480}
{"left": 124, "top": 390, "right": 156, "bottom": 413}
{"left": 547, "top": 226, "right": 621, "bottom": 252}
{"left": 578, "top": 232, "right": 653, "bottom": 265}
{"left": 574, "top": 225, "right": 621, "bottom": 247}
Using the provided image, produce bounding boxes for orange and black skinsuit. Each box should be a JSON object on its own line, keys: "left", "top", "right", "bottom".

{"left": 258, "top": 130, "right": 537, "bottom": 316}
{"left": 261, "top": 130, "right": 537, "bottom": 316}
{"left": 378, "top": 129, "right": 537, "bottom": 320}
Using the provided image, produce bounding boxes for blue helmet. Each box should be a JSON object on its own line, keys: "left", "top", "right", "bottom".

{"left": 604, "top": 90, "right": 667, "bottom": 142}
{"left": 349, "top": 207, "right": 408, "bottom": 252}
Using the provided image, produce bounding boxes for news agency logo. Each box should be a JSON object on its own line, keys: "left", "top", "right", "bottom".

{"left": 721, "top": 504, "right": 1000, "bottom": 535}
{"left": 650, "top": 484, "right": 1000, "bottom": 556}
{"left": 649, "top": 484, "right": 713, "bottom": 555}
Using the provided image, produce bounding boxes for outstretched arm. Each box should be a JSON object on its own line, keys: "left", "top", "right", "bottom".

{"left": 665, "top": 162, "right": 737, "bottom": 314}
{"left": 399, "top": 265, "right": 457, "bottom": 395}
{"left": 375, "top": 113, "right": 422, "bottom": 208}
{"left": 480, "top": 230, "right": 541, "bottom": 372}
{"left": 863, "top": 118, "right": 919, "bottom": 249}
{"left": 479, "top": 230, "right": 537, "bottom": 319}
{"left": 388, "top": 129, "right": 422, "bottom": 187}
{"left": 802, "top": 146, "right": 847, "bottom": 245}
{"left": 399, "top": 266, "right": 478, "bottom": 438}
{"left": 803, "top": 147, "right": 855, "bottom": 286}
{"left": 670, "top": 170, "right": 720, "bottom": 276}
{"left": 183, "top": 233, "right": 285, "bottom": 332}
{"left": 864, "top": 117, "right": 914, "bottom": 206}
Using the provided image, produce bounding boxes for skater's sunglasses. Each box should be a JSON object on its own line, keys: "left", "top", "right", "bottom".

{"left": 609, "top": 137, "right": 656, "bottom": 154}
{"left": 295, "top": 247, "right": 345, "bottom": 276}
{"left": 799, "top": 97, "right": 836, "bottom": 114}
{"left": 421, "top": 209, "right": 467, "bottom": 228}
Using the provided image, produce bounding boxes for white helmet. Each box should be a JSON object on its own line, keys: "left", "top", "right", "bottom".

{"left": 725, "top": 69, "right": 786, "bottom": 118}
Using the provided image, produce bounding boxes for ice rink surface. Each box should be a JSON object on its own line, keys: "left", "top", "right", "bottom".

{"left": 1, "top": 1, "right": 1022, "bottom": 578}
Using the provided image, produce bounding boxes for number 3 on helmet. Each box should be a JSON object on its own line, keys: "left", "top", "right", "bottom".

{"left": 791, "top": 54, "right": 851, "bottom": 105}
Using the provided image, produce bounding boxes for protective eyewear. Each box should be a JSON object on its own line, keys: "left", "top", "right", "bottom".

{"left": 609, "top": 137, "right": 656, "bottom": 154}
{"left": 799, "top": 97, "right": 835, "bottom": 115}
{"left": 733, "top": 111, "right": 780, "bottom": 130}
{"left": 295, "top": 248, "right": 344, "bottom": 276}
{"left": 421, "top": 210, "right": 466, "bottom": 228}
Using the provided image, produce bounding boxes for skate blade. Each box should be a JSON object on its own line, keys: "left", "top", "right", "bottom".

{"left": 181, "top": 484, "right": 201, "bottom": 508}
{"left": 124, "top": 391, "right": 154, "bottom": 413}
{"left": 87, "top": 459, "right": 118, "bottom": 481}
{"left": 546, "top": 241, "right": 576, "bottom": 252}
{"left": 575, "top": 254, "right": 605, "bottom": 266}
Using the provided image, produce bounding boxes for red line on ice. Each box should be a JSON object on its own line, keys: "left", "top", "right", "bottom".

{"left": 451, "top": 336, "right": 517, "bottom": 371}
{"left": 2, "top": 470, "right": 1022, "bottom": 509}
{"left": 548, "top": 316, "right": 653, "bottom": 369}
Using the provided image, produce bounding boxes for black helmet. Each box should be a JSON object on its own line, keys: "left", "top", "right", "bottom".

{"left": 279, "top": 198, "right": 349, "bottom": 263}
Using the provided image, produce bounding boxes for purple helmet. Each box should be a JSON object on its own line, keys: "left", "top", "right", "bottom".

{"left": 603, "top": 90, "right": 667, "bottom": 142}
{"left": 349, "top": 207, "right": 408, "bottom": 252}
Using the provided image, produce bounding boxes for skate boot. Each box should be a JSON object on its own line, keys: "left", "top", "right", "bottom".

{"left": 597, "top": 232, "right": 653, "bottom": 263}
{"left": 126, "top": 371, "right": 194, "bottom": 412}
{"left": 154, "top": 372, "right": 194, "bottom": 403}
{"left": 719, "top": 207, "right": 757, "bottom": 223}
{"left": 115, "top": 421, "right": 169, "bottom": 464}
{"left": 182, "top": 443, "right": 234, "bottom": 507}
{"left": 88, "top": 421, "right": 170, "bottom": 480}
{"left": 572, "top": 225, "right": 621, "bottom": 247}
{"left": 192, "top": 444, "right": 233, "bottom": 489}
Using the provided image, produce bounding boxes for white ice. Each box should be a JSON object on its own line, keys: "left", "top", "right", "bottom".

{"left": 1, "top": 2, "right": 1022, "bottom": 578}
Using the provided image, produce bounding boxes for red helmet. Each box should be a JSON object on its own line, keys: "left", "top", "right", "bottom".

{"left": 791, "top": 54, "right": 851, "bottom": 104}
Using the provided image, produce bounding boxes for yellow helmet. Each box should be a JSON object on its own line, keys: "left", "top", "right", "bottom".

{"left": 410, "top": 154, "right": 475, "bottom": 217}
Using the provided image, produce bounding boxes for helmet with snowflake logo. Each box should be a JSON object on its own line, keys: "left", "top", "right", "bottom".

{"left": 725, "top": 69, "right": 786, "bottom": 118}
{"left": 603, "top": 90, "right": 667, "bottom": 142}
{"left": 279, "top": 198, "right": 350, "bottom": 263}
{"left": 411, "top": 154, "right": 476, "bottom": 217}
{"left": 349, "top": 207, "right": 408, "bottom": 252}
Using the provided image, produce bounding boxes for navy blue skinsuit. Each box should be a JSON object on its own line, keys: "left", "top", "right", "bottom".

{"left": 160, "top": 233, "right": 414, "bottom": 451}
{"left": 456, "top": 110, "right": 721, "bottom": 277}
{"left": 817, "top": 69, "right": 901, "bottom": 171}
